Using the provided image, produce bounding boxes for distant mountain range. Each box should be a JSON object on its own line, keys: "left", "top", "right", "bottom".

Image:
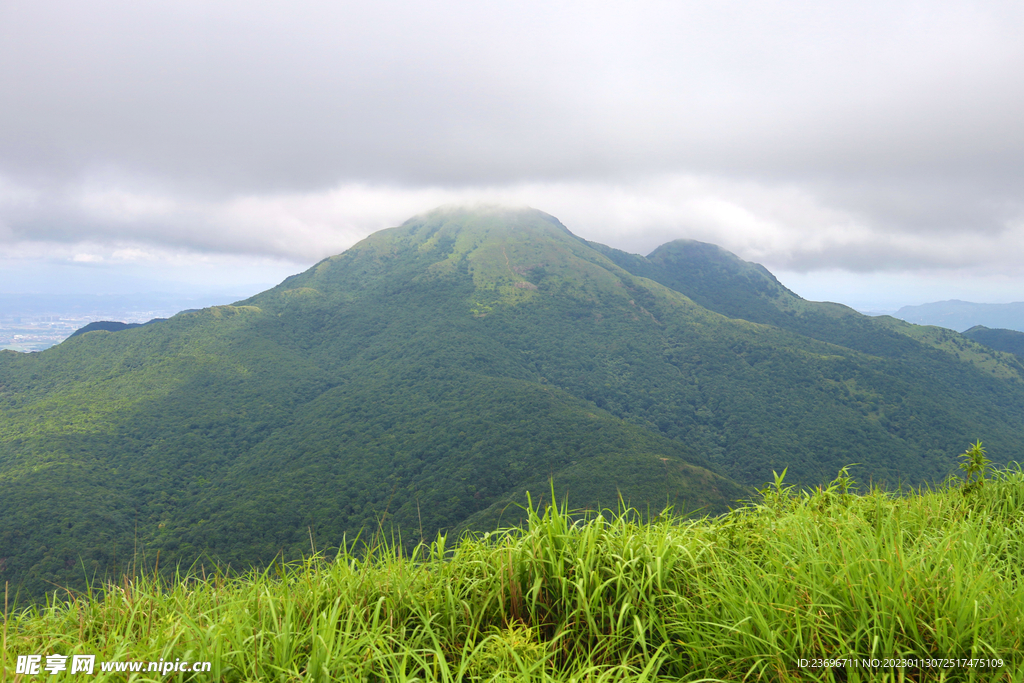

{"left": 895, "top": 300, "right": 1024, "bottom": 332}
{"left": 3, "top": 206, "right": 1024, "bottom": 600}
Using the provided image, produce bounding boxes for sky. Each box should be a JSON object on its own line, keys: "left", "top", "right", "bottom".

{"left": 2, "top": 1, "right": 1024, "bottom": 312}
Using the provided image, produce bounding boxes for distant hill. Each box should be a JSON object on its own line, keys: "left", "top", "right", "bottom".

{"left": 894, "top": 300, "right": 1024, "bottom": 332}
{"left": 963, "top": 326, "right": 1024, "bottom": 361}
{"left": 68, "top": 319, "right": 166, "bottom": 338}
{"left": 3, "top": 206, "right": 1024, "bottom": 600}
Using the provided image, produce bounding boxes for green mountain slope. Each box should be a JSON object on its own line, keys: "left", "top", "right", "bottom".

{"left": 3, "top": 206, "right": 1023, "bottom": 600}
{"left": 67, "top": 319, "right": 164, "bottom": 338}
{"left": 964, "top": 325, "right": 1024, "bottom": 361}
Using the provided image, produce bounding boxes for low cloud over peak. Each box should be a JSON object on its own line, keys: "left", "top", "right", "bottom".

{"left": 2, "top": 1, "right": 1023, "bottom": 306}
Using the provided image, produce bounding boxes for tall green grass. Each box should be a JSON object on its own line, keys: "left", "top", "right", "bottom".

{"left": 4, "top": 466, "right": 1024, "bottom": 681}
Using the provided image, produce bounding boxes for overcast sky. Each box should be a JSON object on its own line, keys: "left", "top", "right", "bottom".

{"left": 3, "top": 0, "right": 1024, "bottom": 311}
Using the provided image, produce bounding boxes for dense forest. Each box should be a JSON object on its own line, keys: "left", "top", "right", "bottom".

{"left": 2, "top": 206, "right": 1023, "bottom": 601}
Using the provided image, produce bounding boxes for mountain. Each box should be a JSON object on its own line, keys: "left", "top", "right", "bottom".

{"left": 67, "top": 319, "right": 166, "bottom": 338}
{"left": 894, "top": 300, "right": 1024, "bottom": 332}
{"left": 963, "top": 325, "right": 1024, "bottom": 361}
{"left": 3, "top": 206, "right": 1024, "bottom": 600}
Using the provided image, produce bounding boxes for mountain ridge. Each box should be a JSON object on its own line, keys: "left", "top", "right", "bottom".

{"left": 963, "top": 325, "right": 1024, "bottom": 361}
{"left": 3, "top": 205, "right": 1023, "bottom": 600}
{"left": 895, "top": 299, "right": 1024, "bottom": 332}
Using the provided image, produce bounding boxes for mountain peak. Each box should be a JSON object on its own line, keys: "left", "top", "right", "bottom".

{"left": 387, "top": 204, "right": 576, "bottom": 246}
{"left": 403, "top": 203, "right": 570, "bottom": 228}
{"left": 646, "top": 238, "right": 793, "bottom": 297}
{"left": 262, "top": 204, "right": 644, "bottom": 318}
{"left": 590, "top": 236, "right": 804, "bottom": 325}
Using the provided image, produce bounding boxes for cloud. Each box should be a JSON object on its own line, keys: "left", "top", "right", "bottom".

{"left": 2, "top": 0, "right": 1024, "bottom": 299}
{"left": 3, "top": 173, "right": 1024, "bottom": 280}
{"left": 4, "top": 1, "right": 1024, "bottom": 186}
{"left": 71, "top": 252, "right": 103, "bottom": 263}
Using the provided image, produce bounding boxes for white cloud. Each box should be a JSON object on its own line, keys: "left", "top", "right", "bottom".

{"left": 3, "top": 1, "right": 1024, "bottom": 306}
{"left": 4, "top": 174, "right": 1024, "bottom": 281}
{"left": 71, "top": 252, "right": 103, "bottom": 263}
{"left": 77, "top": 187, "right": 178, "bottom": 224}
{"left": 110, "top": 247, "right": 157, "bottom": 262}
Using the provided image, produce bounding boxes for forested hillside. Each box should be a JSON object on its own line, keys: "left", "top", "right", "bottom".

{"left": 964, "top": 325, "right": 1024, "bottom": 361}
{"left": 2, "top": 206, "right": 1023, "bottom": 600}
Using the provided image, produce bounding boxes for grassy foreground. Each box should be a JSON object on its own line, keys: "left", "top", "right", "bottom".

{"left": 4, "top": 464, "right": 1024, "bottom": 682}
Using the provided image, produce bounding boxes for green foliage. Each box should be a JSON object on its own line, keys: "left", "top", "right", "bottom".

{"left": 755, "top": 465, "right": 858, "bottom": 516}
{"left": 468, "top": 625, "right": 549, "bottom": 679}
{"left": 959, "top": 440, "right": 992, "bottom": 494}
{"left": 3, "top": 206, "right": 1024, "bottom": 603}
{"left": 755, "top": 468, "right": 798, "bottom": 514}
{"left": 5, "top": 467, "right": 1024, "bottom": 681}
{"left": 963, "top": 325, "right": 1024, "bottom": 361}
